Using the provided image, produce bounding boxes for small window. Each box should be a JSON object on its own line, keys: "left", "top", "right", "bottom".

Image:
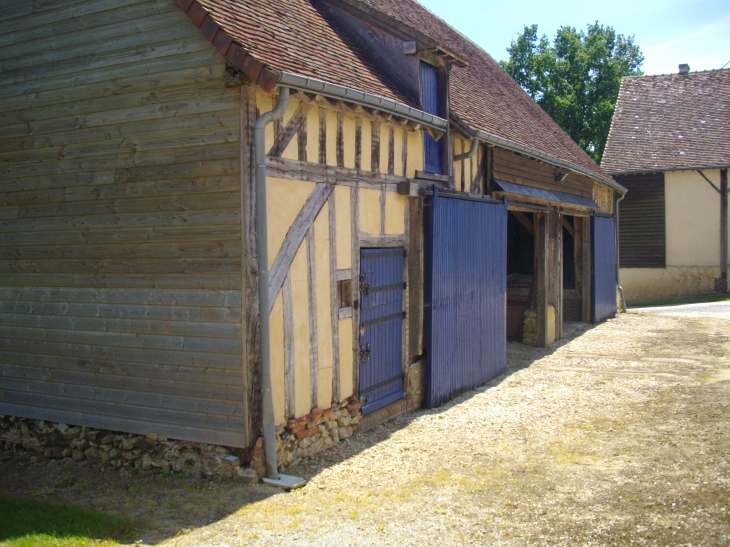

{"left": 420, "top": 61, "right": 443, "bottom": 174}
{"left": 338, "top": 279, "right": 352, "bottom": 309}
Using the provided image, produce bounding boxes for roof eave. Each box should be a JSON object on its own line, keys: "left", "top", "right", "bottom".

{"left": 449, "top": 112, "right": 625, "bottom": 193}
{"left": 607, "top": 164, "right": 730, "bottom": 176}
{"left": 274, "top": 71, "right": 448, "bottom": 133}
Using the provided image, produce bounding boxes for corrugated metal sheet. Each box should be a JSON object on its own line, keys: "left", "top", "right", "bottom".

{"left": 493, "top": 179, "right": 599, "bottom": 208}
{"left": 592, "top": 215, "right": 618, "bottom": 323}
{"left": 420, "top": 61, "right": 443, "bottom": 174}
{"left": 615, "top": 173, "right": 666, "bottom": 268}
{"left": 359, "top": 248, "right": 405, "bottom": 415}
{"left": 425, "top": 190, "right": 507, "bottom": 408}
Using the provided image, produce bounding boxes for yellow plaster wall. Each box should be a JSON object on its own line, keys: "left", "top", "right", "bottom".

{"left": 313, "top": 208, "right": 334, "bottom": 407}
{"left": 453, "top": 139, "right": 464, "bottom": 190}
{"left": 360, "top": 188, "right": 382, "bottom": 234}
{"left": 339, "top": 317, "right": 354, "bottom": 400}
{"left": 406, "top": 129, "right": 423, "bottom": 179}
{"left": 290, "top": 243, "right": 312, "bottom": 418}
{"left": 385, "top": 191, "right": 406, "bottom": 234}
{"left": 270, "top": 292, "right": 286, "bottom": 424}
{"left": 306, "top": 106, "right": 319, "bottom": 163}
{"left": 343, "top": 115, "right": 356, "bottom": 169}
{"left": 665, "top": 170, "right": 723, "bottom": 267}
{"left": 266, "top": 177, "right": 315, "bottom": 269}
{"left": 326, "top": 109, "right": 338, "bottom": 167}
{"left": 379, "top": 124, "right": 389, "bottom": 174}
{"left": 393, "top": 127, "right": 404, "bottom": 176}
{"left": 361, "top": 120, "right": 372, "bottom": 171}
{"left": 257, "top": 91, "right": 275, "bottom": 152}
{"left": 334, "top": 186, "right": 352, "bottom": 270}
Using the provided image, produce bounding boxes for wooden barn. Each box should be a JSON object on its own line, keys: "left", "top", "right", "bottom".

{"left": 0, "top": 0, "right": 625, "bottom": 476}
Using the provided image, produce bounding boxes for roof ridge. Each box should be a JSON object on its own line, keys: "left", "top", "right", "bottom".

{"left": 622, "top": 67, "right": 730, "bottom": 79}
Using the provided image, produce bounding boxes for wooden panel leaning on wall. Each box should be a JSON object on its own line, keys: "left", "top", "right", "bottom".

{"left": 0, "top": 0, "right": 248, "bottom": 447}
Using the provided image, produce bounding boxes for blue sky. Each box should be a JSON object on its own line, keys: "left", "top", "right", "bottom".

{"left": 418, "top": 0, "right": 730, "bottom": 75}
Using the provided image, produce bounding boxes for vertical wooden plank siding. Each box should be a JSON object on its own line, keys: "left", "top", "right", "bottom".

{"left": 0, "top": 0, "right": 248, "bottom": 446}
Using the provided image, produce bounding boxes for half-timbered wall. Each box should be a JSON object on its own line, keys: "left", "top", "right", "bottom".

{"left": 0, "top": 0, "right": 246, "bottom": 446}
{"left": 256, "top": 90, "right": 421, "bottom": 425}
{"left": 452, "top": 137, "right": 485, "bottom": 194}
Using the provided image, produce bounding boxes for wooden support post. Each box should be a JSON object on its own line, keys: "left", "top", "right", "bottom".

{"left": 721, "top": 169, "right": 728, "bottom": 290}
{"left": 535, "top": 212, "right": 548, "bottom": 347}
{"left": 240, "top": 85, "right": 259, "bottom": 448}
{"left": 553, "top": 212, "right": 563, "bottom": 340}
{"left": 582, "top": 216, "right": 592, "bottom": 323}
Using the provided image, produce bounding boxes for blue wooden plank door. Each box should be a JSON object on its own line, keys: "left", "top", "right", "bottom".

{"left": 420, "top": 61, "right": 443, "bottom": 174}
{"left": 425, "top": 192, "right": 508, "bottom": 408}
{"left": 358, "top": 248, "right": 405, "bottom": 415}
{"left": 592, "top": 215, "right": 617, "bottom": 323}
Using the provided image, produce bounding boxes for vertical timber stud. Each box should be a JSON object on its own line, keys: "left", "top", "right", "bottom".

{"left": 240, "top": 85, "right": 258, "bottom": 448}
{"left": 351, "top": 185, "right": 361, "bottom": 397}
{"left": 554, "top": 212, "right": 563, "bottom": 339}
{"left": 306, "top": 227, "right": 319, "bottom": 410}
{"left": 535, "top": 212, "right": 548, "bottom": 347}
{"left": 721, "top": 169, "right": 728, "bottom": 291}
{"left": 328, "top": 195, "right": 341, "bottom": 404}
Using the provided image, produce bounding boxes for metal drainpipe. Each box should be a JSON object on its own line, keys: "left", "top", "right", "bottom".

{"left": 615, "top": 192, "right": 627, "bottom": 312}
{"left": 253, "top": 87, "right": 304, "bottom": 489}
{"left": 453, "top": 138, "right": 478, "bottom": 162}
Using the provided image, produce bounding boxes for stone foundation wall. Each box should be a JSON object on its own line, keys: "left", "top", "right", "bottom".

{"left": 0, "top": 415, "right": 259, "bottom": 482}
{"left": 248, "top": 398, "right": 362, "bottom": 473}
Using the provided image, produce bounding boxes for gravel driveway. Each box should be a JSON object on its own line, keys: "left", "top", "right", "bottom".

{"left": 167, "top": 311, "right": 730, "bottom": 546}
{"left": 3, "top": 311, "right": 729, "bottom": 546}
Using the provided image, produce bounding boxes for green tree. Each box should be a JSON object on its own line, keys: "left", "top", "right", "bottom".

{"left": 501, "top": 22, "right": 643, "bottom": 163}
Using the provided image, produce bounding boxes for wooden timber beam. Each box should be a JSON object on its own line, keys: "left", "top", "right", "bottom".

{"left": 511, "top": 210, "right": 534, "bottom": 236}
{"left": 561, "top": 216, "right": 575, "bottom": 238}
{"left": 268, "top": 101, "right": 314, "bottom": 157}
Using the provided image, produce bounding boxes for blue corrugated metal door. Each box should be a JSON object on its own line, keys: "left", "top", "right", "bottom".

{"left": 592, "top": 215, "right": 617, "bottom": 323}
{"left": 425, "top": 191, "right": 507, "bottom": 408}
{"left": 420, "top": 61, "right": 442, "bottom": 174}
{"left": 359, "top": 248, "right": 405, "bottom": 415}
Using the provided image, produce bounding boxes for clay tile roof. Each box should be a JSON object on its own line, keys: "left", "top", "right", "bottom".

{"left": 192, "top": 0, "right": 409, "bottom": 104}
{"left": 602, "top": 69, "right": 730, "bottom": 174}
{"left": 349, "top": 0, "right": 611, "bottom": 182}
{"left": 178, "top": 0, "right": 612, "bottom": 183}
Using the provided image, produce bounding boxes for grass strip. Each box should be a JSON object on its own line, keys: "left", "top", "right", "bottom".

{"left": 0, "top": 496, "right": 132, "bottom": 547}
{"left": 629, "top": 293, "right": 730, "bottom": 308}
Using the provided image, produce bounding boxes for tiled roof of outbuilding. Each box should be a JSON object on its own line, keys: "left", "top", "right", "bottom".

{"left": 176, "top": 0, "right": 613, "bottom": 184}
{"left": 602, "top": 69, "right": 730, "bottom": 174}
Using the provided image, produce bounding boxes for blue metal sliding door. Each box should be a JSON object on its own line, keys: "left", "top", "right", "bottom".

{"left": 592, "top": 215, "right": 617, "bottom": 323}
{"left": 358, "top": 248, "right": 405, "bottom": 415}
{"left": 425, "top": 191, "right": 507, "bottom": 408}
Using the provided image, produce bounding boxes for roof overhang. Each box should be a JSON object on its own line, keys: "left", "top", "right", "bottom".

{"left": 607, "top": 164, "right": 730, "bottom": 176}
{"left": 274, "top": 71, "right": 448, "bottom": 137}
{"left": 492, "top": 179, "right": 599, "bottom": 210}
{"left": 451, "top": 112, "right": 627, "bottom": 194}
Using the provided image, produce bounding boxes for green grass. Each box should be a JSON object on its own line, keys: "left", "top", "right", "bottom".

{"left": 628, "top": 293, "right": 730, "bottom": 308}
{"left": 0, "top": 497, "right": 132, "bottom": 547}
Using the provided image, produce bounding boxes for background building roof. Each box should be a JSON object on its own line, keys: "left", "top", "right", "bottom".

{"left": 602, "top": 69, "right": 730, "bottom": 174}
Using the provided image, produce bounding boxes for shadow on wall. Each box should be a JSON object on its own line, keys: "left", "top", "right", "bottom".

{"left": 0, "top": 321, "right": 597, "bottom": 545}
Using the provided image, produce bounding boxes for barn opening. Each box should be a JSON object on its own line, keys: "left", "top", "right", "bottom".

{"left": 562, "top": 215, "right": 582, "bottom": 322}
{"left": 506, "top": 210, "right": 535, "bottom": 342}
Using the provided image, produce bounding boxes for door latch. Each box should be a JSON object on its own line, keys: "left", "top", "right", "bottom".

{"left": 359, "top": 274, "right": 371, "bottom": 297}
{"left": 359, "top": 343, "right": 371, "bottom": 363}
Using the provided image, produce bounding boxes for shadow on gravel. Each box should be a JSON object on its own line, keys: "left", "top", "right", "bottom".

{"left": 0, "top": 322, "right": 597, "bottom": 545}
{"left": 283, "top": 321, "right": 597, "bottom": 481}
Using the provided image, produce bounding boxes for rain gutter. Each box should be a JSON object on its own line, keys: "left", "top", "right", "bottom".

{"left": 273, "top": 70, "right": 448, "bottom": 134}
{"left": 253, "top": 86, "right": 305, "bottom": 490}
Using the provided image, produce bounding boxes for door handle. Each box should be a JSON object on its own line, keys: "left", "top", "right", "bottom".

{"left": 359, "top": 343, "right": 371, "bottom": 363}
